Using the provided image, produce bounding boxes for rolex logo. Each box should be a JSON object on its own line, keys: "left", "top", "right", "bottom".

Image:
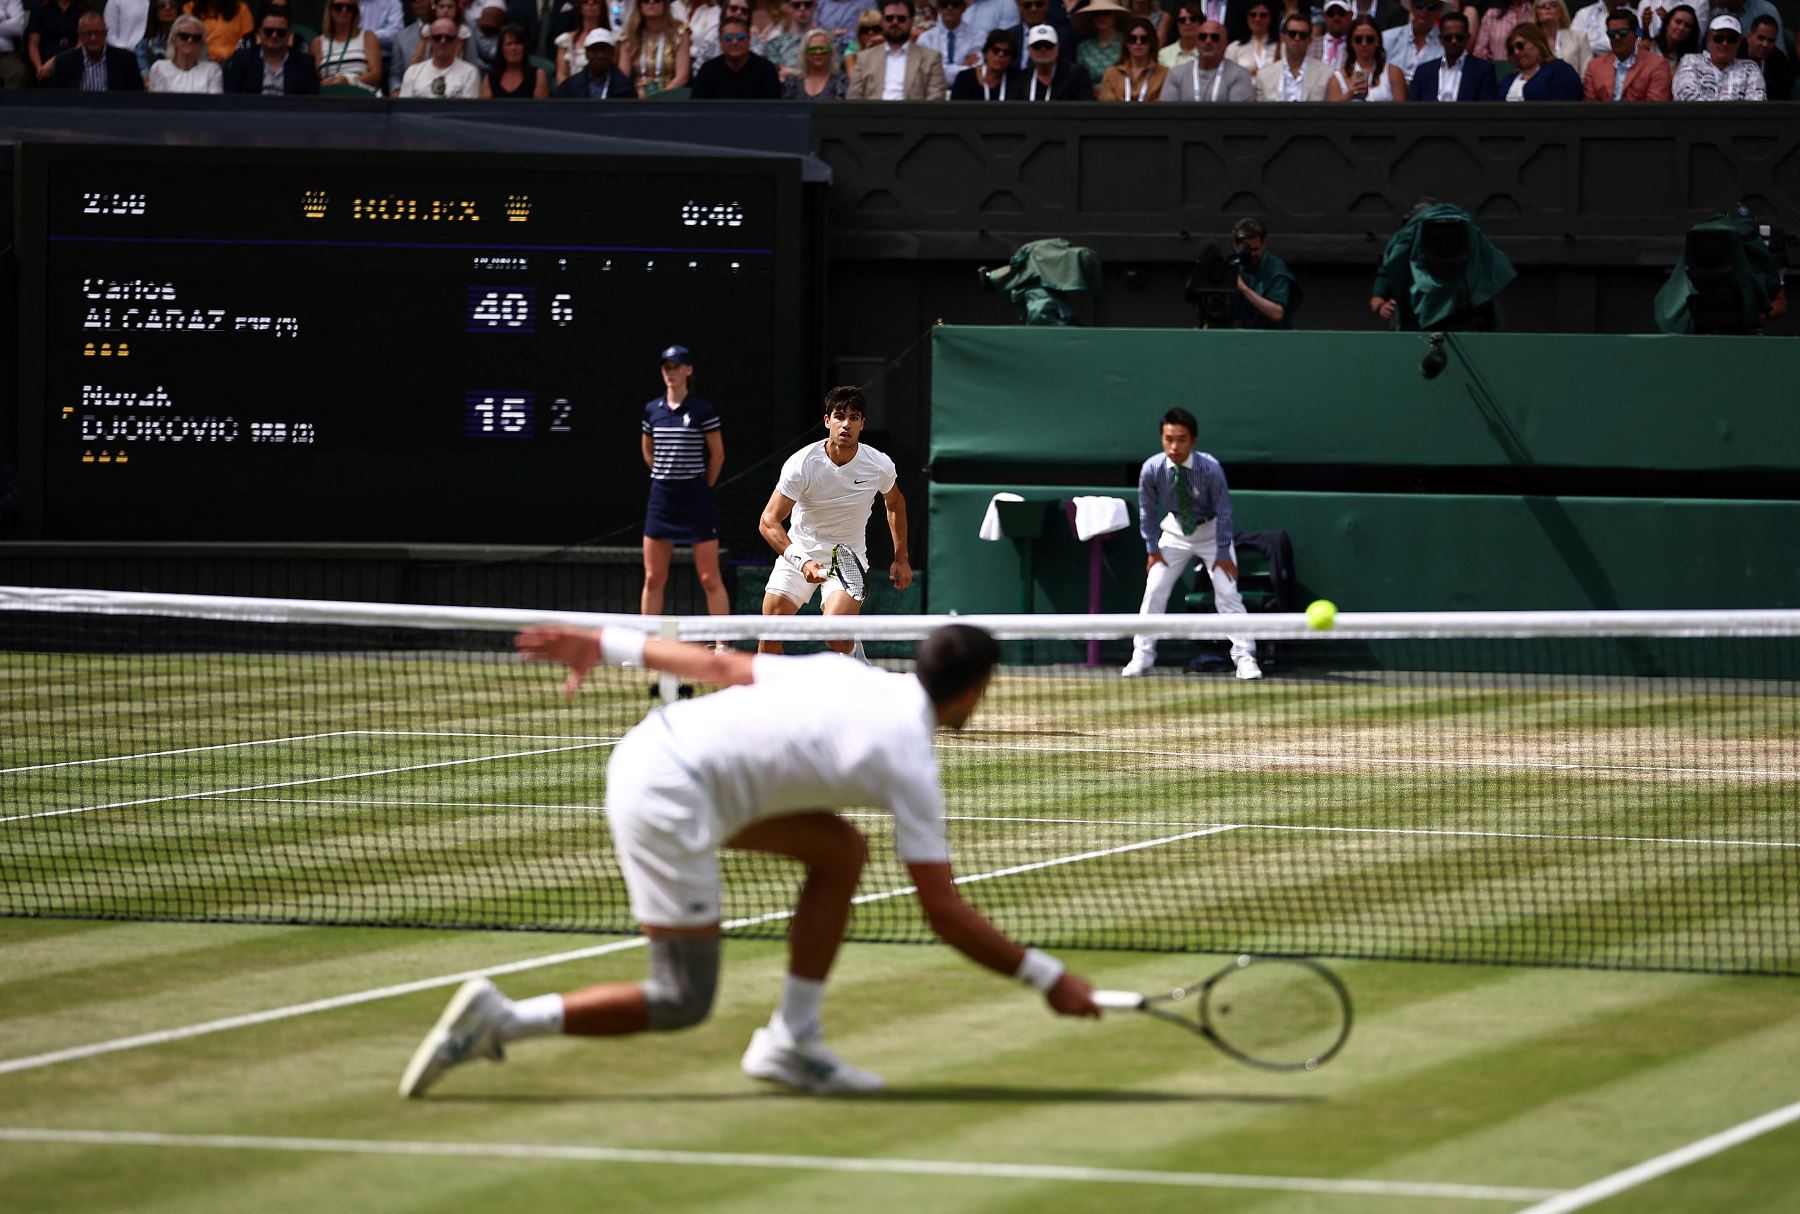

{"left": 505, "top": 194, "right": 531, "bottom": 223}
{"left": 302, "top": 191, "right": 328, "bottom": 220}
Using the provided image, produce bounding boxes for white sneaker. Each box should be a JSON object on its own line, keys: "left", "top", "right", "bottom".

{"left": 1234, "top": 654, "right": 1264, "bottom": 681}
{"left": 398, "top": 978, "right": 508, "bottom": 1098}
{"left": 741, "top": 1025, "right": 884, "bottom": 1094}
{"left": 1121, "top": 655, "right": 1153, "bottom": 678}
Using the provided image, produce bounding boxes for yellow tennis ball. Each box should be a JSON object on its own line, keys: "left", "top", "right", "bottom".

{"left": 1305, "top": 600, "right": 1338, "bottom": 631}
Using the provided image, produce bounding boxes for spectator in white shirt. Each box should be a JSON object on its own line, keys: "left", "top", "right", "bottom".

{"left": 1672, "top": 10, "right": 1764, "bottom": 94}
{"left": 1383, "top": 0, "right": 1443, "bottom": 79}
{"left": 399, "top": 14, "right": 482, "bottom": 90}
{"left": 105, "top": 0, "right": 150, "bottom": 52}
{"left": 917, "top": 0, "right": 985, "bottom": 77}
{"left": 148, "top": 12, "right": 224, "bottom": 87}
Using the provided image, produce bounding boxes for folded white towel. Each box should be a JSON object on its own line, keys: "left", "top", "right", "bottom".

{"left": 1070, "top": 495, "right": 1131, "bottom": 543}
{"left": 978, "top": 492, "right": 1026, "bottom": 542}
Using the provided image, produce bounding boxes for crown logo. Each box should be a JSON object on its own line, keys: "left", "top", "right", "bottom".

{"left": 302, "top": 191, "right": 328, "bottom": 220}
{"left": 505, "top": 194, "right": 531, "bottom": 223}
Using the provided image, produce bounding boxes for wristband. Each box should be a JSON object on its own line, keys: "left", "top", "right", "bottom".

{"left": 599, "top": 627, "right": 647, "bottom": 668}
{"left": 1014, "top": 947, "right": 1064, "bottom": 994}
{"left": 783, "top": 544, "right": 809, "bottom": 572}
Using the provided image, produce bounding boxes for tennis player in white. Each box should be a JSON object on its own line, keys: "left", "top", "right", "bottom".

{"left": 399, "top": 623, "right": 1099, "bottom": 1099}
{"left": 757, "top": 385, "right": 912, "bottom": 656}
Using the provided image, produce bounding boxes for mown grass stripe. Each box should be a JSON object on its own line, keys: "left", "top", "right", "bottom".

{"left": 0, "top": 1127, "right": 1565, "bottom": 1200}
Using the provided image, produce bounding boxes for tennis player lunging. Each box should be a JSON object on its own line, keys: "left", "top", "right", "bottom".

{"left": 757, "top": 385, "right": 912, "bottom": 657}
{"left": 399, "top": 623, "right": 1099, "bottom": 1098}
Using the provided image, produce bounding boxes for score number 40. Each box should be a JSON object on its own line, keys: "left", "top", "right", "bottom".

{"left": 467, "top": 290, "right": 573, "bottom": 331}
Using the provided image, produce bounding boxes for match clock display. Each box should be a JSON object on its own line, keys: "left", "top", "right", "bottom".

{"left": 16, "top": 145, "right": 807, "bottom": 542}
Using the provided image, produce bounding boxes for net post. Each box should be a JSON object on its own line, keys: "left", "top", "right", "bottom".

{"left": 657, "top": 616, "right": 680, "bottom": 706}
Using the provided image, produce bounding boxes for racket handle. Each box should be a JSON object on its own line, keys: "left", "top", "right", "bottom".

{"left": 1093, "top": 989, "right": 1146, "bottom": 1011}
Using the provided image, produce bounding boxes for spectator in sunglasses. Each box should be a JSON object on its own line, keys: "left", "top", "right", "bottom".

{"left": 1501, "top": 18, "right": 1582, "bottom": 96}
{"left": 1013, "top": 20, "right": 1095, "bottom": 96}
{"left": 781, "top": 23, "right": 846, "bottom": 91}
{"left": 841, "top": 5, "right": 881, "bottom": 71}
{"left": 1671, "top": 11, "right": 1765, "bottom": 95}
{"left": 948, "top": 23, "right": 1014, "bottom": 92}
{"left": 1159, "top": 15, "right": 1251, "bottom": 93}
{"left": 147, "top": 10, "right": 223, "bottom": 85}
{"left": 1256, "top": 10, "right": 1332, "bottom": 97}
{"left": 221, "top": 9, "right": 320, "bottom": 91}
{"left": 1098, "top": 13, "right": 1168, "bottom": 95}
{"left": 313, "top": 0, "right": 382, "bottom": 90}
{"left": 692, "top": 9, "right": 783, "bottom": 89}
{"left": 398, "top": 13, "right": 481, "bottom": 91}
{"left": 1325, "top": 13, "right": 1405, "bottom": 95}
{"left": 760, "top": 0, "right": 816, "bottom": 73}
{"left": 1407, "top": 8, "right": 1498, "bottom": 97}
{"left": 847, "top": 0, "right": 949, "bottom": 97}
{"left": 1580, "top": 7, "right": 1669, "bottom": 95}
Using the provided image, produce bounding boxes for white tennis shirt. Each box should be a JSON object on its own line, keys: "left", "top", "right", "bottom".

{"left": 646, "top": 652, "right": 950, "bottom": 863}
{"left": 775, "top": 441, "right": 898, "bottom": 554}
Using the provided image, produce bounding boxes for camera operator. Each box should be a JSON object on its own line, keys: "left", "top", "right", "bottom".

{"left": 1229, "top": 217, "right": 1298, "bottom": 329}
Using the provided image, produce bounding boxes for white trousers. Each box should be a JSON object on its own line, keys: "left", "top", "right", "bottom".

{"left": 1132, "top": 519, "right": 1254, "bottom": 663}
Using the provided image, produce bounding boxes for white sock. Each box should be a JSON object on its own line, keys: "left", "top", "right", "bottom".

{"left": 500, "top": 993, "right": 565, "bottom": 1043}
{"left": 775, "top": 975, "right": 826, "bottom": 1042}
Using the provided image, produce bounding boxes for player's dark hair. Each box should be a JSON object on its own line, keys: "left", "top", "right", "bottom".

{"left": 917, "top": 625, "right": 1000, "bottom": 706}
{"left": 1161, "top": 407, "right": 1198, "bottom": 438}
{"left": 823, "top": 385, "right": 867, "bottom": 417}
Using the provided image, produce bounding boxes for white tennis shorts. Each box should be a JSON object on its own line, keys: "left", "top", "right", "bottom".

{"left": 605, "top": 730, "right": 722, "bottom": 928}
{"left": 763, "top": 544, "right": 860, "bottom": 607}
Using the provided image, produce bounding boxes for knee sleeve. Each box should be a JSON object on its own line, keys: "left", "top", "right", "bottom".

{"left": 639, "top": 935, "right": 720, "bottom": 1031}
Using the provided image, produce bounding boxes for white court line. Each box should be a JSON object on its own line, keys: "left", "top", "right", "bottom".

{"left": 0, "top": 732, "right": 358, "bottom": 775}
{"left": 0, "top": 741, "right": 616, "bottom": 825}
{"left": 0, "top": 1128, "right": 1563, "bottom": 1202}
{"left": 945, "top": 739, "right": 1800, "bottom": 782}
{"left": 0, "top": 830, "right": 1226, "bottom": 1077}
{"left": 1511, "top": 1096, "right": 1800, "bottom": 1214}
{"left": 207, "top": 798, "right": 1800, "bottom": 851}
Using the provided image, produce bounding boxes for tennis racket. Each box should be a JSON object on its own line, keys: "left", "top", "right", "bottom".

{"left": 1095, "top": 955, "right": 1352, "bottom": 1072}
{"left": 826, "top": 543, "right": 868, "bottom": 603}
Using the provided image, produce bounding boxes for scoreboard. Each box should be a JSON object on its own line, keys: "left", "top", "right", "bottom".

{"left": 14, "top": 145, "right": 807, "bottom": 542}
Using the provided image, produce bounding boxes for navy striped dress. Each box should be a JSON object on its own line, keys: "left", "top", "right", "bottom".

{"left": 641, "top": 395, "right": 722, "bottom": 544}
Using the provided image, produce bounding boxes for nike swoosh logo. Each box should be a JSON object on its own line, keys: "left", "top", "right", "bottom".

{"left": 852, "top": 479, "right": 869, "bottom": 484}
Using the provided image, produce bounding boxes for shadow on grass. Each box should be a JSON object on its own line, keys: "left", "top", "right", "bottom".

{"left": 433, "top": 1085, "right": 1322, "bottom": 1105}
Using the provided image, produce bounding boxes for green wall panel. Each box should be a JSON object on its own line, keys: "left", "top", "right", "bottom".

{"left": 928, "top": 484, "right": 1800, "bottom": 616}
{"left": 930, "top": 327, "right": 1800, "bottom": 472}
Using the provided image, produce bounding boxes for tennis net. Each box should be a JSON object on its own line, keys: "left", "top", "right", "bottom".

{"left": 4, "top": 586, "right": 1797, "bottom": 975}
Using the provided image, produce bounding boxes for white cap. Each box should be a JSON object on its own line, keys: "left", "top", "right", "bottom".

{"left": 1708, "top": 12, "right": 1741, "bottom": 34}
{"left": 1322, "top": 0, "right": 1352, "bottom": 12}
{"left": 1026, "top": 22, "right": 1057, "bottom": 45}
{"left": 584, "top": 26, "right": 616, "bottom": 46}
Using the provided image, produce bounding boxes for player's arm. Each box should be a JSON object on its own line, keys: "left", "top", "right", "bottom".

{"left": 517, "top": 625, "right": 755, "bottom": 697}
{"left": 641, "top": 433, "right": 655, "bottom": 471}
{"left": 704, "top": 430, "right": 724, "bottom": 488}
{"left": 759, "top": 489, "right": 827, "bottom": 583}
{"left": 907, "top": 861, "right": 1099, "bottom": 1017}
{"left": 882, "top": 485, "right": 913, "bottom": 590}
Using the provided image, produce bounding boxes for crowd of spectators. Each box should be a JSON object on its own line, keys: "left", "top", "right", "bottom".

{"left": 0, "top": 0, "right": 1792, "bottom": 97}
